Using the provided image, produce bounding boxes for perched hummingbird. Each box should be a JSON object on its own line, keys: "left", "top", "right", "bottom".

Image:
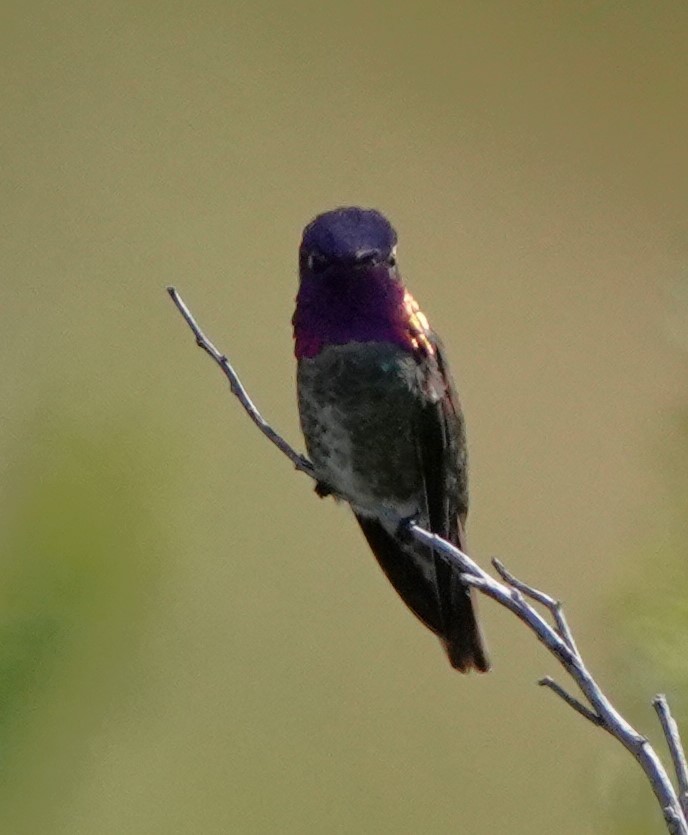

{"left": 293, "top": 207, "right": 489, "bottom": 672}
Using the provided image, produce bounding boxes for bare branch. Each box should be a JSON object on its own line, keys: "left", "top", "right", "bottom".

{"left": 538, "top": 676, "right": 603, "bottom": 726}
{"left": 408, "top": 522, "right": 685, "bottom": 833}
{"left": 166, "top": 287, "right": 315, "bottom": 478}
{"left": 167, "top": 286, "right": 688, "bottom": 835}
{"left": 492, "top": 558, "right": 579, "bottom": 654}
{"left": 655, "top": 695, "right": 688, "bottom": 819}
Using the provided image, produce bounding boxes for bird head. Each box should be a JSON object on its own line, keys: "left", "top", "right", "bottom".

{"left": 294, "top": 207, "right": 427, "bottom": 359}
{"left": 299, "top": 207, "right": 398, "bottom": 279}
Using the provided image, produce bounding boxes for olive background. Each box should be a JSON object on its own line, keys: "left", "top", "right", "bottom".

{"left": 2, "top": 2, "right": 687, "bottom": 833}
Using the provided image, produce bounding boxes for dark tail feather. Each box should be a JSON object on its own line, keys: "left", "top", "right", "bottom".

{"left": 441, "top": 518, "right": 490, "bottom": 672}
{"left": 355, "top": 514, "right": 444, "bottom": 636}
{"left": 443, "top": 573, "right": 490, "bottom": 672}
{"left": 355, "top": 514, "right": 490, "bottom": 673}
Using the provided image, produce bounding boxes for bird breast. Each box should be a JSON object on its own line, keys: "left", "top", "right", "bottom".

{"left": 296, "top": 341, "right": 426, "bottom": 520}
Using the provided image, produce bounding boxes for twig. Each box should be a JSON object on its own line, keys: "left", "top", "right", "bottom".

{"left": 409, "top": 525, "right": 686, "bottom": 834}
{"left": 655, "top": 695, "right": 688, "bottom": 819}
{"left": 538, "top": 676, "right": 603, "bottom": 726}
{"left": 492, "top": 557, "right": 579, "bottom": 655}
{"left": 166, "top": 287, "right": 315, "bottom": 478}
{"left": 167, "top": 286, "right": 688, "bottom": 835}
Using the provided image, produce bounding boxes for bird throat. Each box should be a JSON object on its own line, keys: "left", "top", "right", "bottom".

{"left": 293, "top": 267, "right": 428, "bottom": 359}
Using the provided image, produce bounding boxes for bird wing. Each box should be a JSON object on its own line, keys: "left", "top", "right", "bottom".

{"left": 413, "top": 332, "right": 489, "bottom": 671}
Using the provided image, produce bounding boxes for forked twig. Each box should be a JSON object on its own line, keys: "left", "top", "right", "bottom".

{"left": 538, "top": 676, "right": 603, "bottom": 726}
{"left": 492, "top": 557, "right": 579, "bottom": 655}
{"left": 167, "top": 286, "right": 688, "bottom": 835}
{"left": 655, "top": 695, "right": 688, "bottom": 820}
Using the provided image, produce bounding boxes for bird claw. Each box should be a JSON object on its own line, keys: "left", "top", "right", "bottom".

{"left": 314, "top": 481, "right": 333, "bottom": 498}
{"left": 395, "top": 514, "right": 420, "bottom": 543}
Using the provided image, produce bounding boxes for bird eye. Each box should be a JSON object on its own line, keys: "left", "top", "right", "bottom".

{"left": 307, "top": 252, "right": 329, "bottom": 273}
{"left": 387, "top": 246, "right": 398, "bottom": 268}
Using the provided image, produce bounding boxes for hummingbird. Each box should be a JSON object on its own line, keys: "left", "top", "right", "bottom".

{"left": 292, "top": 207, "right": 489, "bottom": 672}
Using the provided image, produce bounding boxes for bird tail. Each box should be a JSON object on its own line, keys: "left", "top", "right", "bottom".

{"left": 355, "top": 514, "right": 490, "bottom": 673}
{"left": 441, "top": 576, "right": 490, "bottom": 673}
{"left": 438, "top": 518, "right": 490, "bottom": 673}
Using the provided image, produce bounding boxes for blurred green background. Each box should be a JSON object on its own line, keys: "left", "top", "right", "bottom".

{"left": 2, "top": 2, "right": 687, "bottom": 832}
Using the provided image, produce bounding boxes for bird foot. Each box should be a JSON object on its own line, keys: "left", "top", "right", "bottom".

{"left": 395, "top": 513, "right": 421, "bottom": 543}
{"left": 314, "top": 481, "right": 333, "bottom": 498}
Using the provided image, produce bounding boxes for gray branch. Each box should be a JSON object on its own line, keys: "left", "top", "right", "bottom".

{"left": 655, "top": 695, "right": 688, "bottom": 820}
{"left": 167, "top": 287, "right": 314, "bottom": 478}
{"left": 167, "top": 286, "right": 688, "bottom": 835}
{"left": 538, "top": 676, "right": 603, "bottom": 726}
